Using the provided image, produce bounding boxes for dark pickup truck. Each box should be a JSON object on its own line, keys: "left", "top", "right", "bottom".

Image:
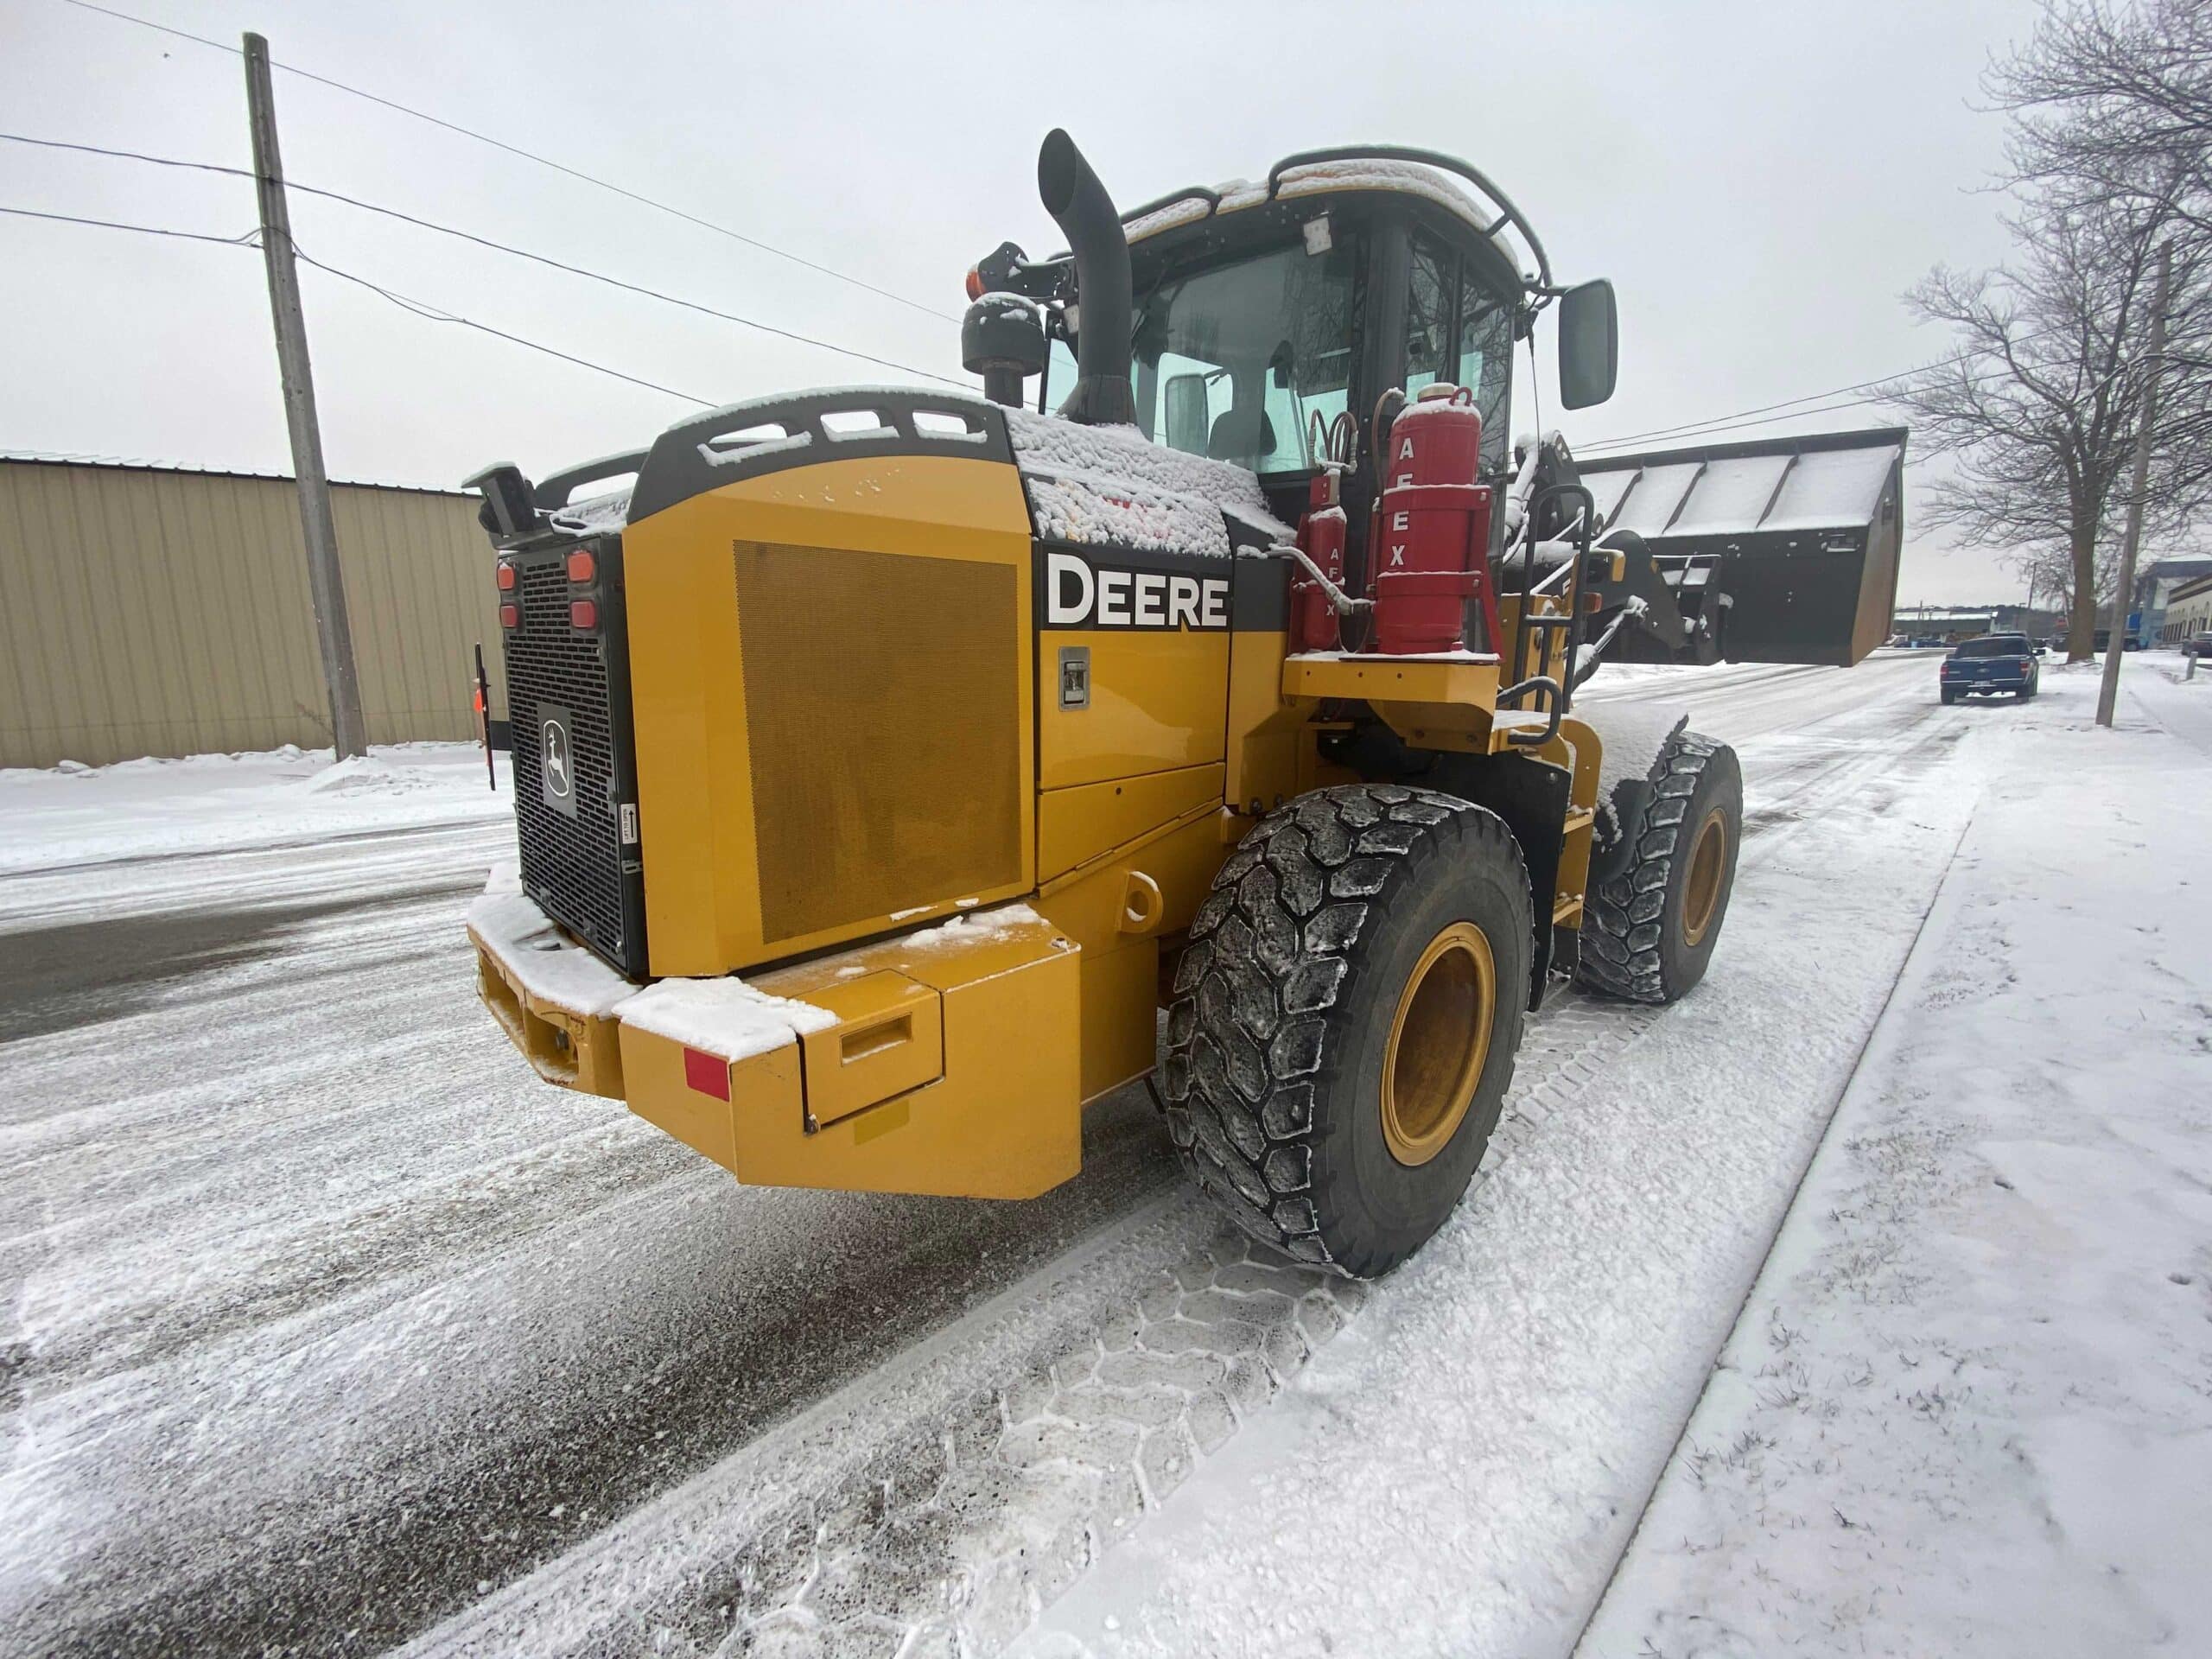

{"left": 1941, "top": 633, "right": 2042, "bottom": 702}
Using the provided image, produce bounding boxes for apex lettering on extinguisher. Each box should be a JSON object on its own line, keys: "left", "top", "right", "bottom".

{"left": 1042, "top": 548, "right": 1230, "bottom": 631}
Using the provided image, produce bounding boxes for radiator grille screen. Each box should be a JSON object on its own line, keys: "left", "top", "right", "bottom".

{"left": 505, "top": 551, "right": 631, "bottom": 965}
{"left": 734, "top": 542, "right": 1021, "bottom": 944}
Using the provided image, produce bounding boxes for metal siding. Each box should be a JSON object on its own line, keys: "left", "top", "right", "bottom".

{"left": 0, "top": 460, "right": 503, "bottom": 767}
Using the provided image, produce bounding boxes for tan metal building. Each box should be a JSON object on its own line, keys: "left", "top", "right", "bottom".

{"left": 0, "top": 454, "right": 505, "bottom": 769}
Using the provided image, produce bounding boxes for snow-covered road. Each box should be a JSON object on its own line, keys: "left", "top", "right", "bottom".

{"left": 2, "top": 652, "right": 1951, "bottom": 1656}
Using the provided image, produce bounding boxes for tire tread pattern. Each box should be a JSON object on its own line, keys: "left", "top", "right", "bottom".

{"left": 1161, "top": 784, "right": 1525, "bottom": 1271}
{"left": 1578, "top": 727, "right": 1721, "bottom": 1004}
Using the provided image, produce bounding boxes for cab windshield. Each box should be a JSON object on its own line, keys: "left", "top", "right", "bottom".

{"left": 1047, "top": 239, "right": 1358, "bottom": 475}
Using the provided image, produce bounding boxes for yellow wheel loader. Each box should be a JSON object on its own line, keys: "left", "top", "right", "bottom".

{"left": 464, "top": 132, "right": 1904, "bottom": 1275}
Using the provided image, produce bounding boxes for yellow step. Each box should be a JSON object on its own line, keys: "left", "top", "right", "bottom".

{"left": 1563, "top": 807, "right": 1595, "bottom": 835}
{"left": 1553, "top": 893, "right": 1585, "bottom": 925}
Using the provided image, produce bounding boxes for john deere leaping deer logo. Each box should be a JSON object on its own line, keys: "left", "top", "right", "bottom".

{"left": 537, "top": 702, "right": 577, "bottom": 817}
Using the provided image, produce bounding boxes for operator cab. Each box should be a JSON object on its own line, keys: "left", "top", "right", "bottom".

{"left": 979, "top": 147, "right": 1618, "bottom": 572}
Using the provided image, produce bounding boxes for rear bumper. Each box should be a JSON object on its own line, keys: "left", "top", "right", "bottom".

{"left": 468, "top": 887, "right": 1084, "bottom": 1198}
{"left": 1944, "top": 675, "right": 2029, "bottom": 692}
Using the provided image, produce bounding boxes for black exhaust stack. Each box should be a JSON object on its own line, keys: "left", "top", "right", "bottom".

{"left": 1037, "top": 130, "right": 1136, "bottom": 427}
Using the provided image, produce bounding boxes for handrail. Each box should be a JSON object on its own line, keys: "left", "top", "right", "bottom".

{"left": 1118, "top": 184, "right": 1224, "bottom": 226}
{"left": 1263, "top": 145, "right": 1554, "bottom": 292}
{"left": 1504, "top": 482, "right": 1595, "bottom": 748}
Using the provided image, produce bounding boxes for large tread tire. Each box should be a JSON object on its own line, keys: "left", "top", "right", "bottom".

{"left": 1160, "top": 785, "right": 1531, "bottom": 1279}
{"left": 1578, "top": 730, "right": 1742, "bottom": 1006}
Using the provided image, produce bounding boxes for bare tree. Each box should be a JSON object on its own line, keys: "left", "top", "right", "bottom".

{"left": 1993, "top": 0, "right": 2212, "bottom": 234}
{"left": 1891, "top": 199, "right": 2207, "bottom": 658}
{"left": 1890, "top": 1, "right": 2212, "bottom": 659}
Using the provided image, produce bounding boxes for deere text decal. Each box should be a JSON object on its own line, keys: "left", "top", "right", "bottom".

{"left": 1039, "top": 547, "right": 1229, "bottom": 632}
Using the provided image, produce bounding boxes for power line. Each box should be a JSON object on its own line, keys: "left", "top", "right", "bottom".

{"left": 3, "top": 200, "right": 716, "bottom": 407}
{"left": 291, "top": 247, "right": 715, "bottom": 406}
{"left": 1577, "top": 320, "right": 2082, "bottom": 453}
{"left": 1577, "top": 368, "right": 1929, "bottom": 453}
{"left": 1, "top": 132, "right": 966, "bottom": 386}
{"left": 0, "top": 202, "right": 258, "bottom": 245}
{"left": 55, "top": 0, "right": 961, "bottom": 322}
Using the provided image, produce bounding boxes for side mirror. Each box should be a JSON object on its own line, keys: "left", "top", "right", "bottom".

{"left": 1164, "top": 372, "right": 1210, "bottom": 454}
{"left": 1557, "top": 279, "right": 1618, "bottom": 410}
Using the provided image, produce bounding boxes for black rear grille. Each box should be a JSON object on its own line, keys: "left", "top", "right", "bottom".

{"left": 503, "top": 540, "right": 645, "bottom": 976}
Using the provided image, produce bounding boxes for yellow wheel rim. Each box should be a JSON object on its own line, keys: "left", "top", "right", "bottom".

{"left": 1379, "top": 921, "right": 1497, "bottom": 1168}
{"left": 1681, "top": 808, "right": 1728, "bottom": 949}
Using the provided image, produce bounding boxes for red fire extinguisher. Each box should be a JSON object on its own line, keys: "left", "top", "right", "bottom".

{"left": 1370, "top": 385, "right": 1500, "bottom": 657}
{"left": 1290, "top": 412, "right": 1354, "bottom": 652}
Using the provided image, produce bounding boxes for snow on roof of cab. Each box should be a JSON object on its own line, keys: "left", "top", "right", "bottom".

{"left": 1006, "top": 409, "right": 1293, "bottom": 559}
{"left": 1124, "top": 160, "right": 1532, "bottom": 280}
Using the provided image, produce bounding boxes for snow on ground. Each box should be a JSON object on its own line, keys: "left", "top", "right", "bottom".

{"left": 1019, "top": 664, "right": 1980, "bottom": 1658}
{"left": 26, "top": 651, "right": 2181, "bottom": 1656}
{"left": 0, "top": 741, "right": 511, "bottom": 874}
{"left": 1580, "top": 666, "right": 2212, "bottom": 1657}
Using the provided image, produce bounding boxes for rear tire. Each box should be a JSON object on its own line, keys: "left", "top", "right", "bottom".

{"left": 1941, "top": 687, "right": 1961, "bottom": 705}
{"left": 1578, "top": 730, "right": 1742, "bottom": 1005}
{"left": 1161, "top": 785, "right": 1531, "bottom": 1278}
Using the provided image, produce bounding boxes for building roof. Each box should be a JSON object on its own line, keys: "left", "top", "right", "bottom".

{"left": 0, "top": 450, "right": 468, "bottom": 498}
{"left": 2170, "top": 571, "right": 2212, "bottom": 602}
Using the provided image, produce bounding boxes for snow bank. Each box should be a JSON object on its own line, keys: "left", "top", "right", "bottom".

{"left": 0, "top": 741, "right": 509, "bottom": 874}
{"left": 1585, "top": 671, "right": 2212, "bottom": 1656}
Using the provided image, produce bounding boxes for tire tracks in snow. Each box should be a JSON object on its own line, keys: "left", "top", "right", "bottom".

{"left": 410, "top": 661, "right": 1954, "bottom": 1656}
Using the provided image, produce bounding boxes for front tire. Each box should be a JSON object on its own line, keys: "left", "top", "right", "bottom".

{"left": 1579, "top": 730, "right": 1743, "bottom": 1005}
{"left": 1161, "top": 785, "right": 1531, "bottom": 1278}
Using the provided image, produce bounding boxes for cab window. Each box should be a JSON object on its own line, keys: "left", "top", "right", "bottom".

{"left": 1405, "top": 232, "right": 1514, "bottom": 473}
{"left": 1128, "top": 238, "right": 1360, "bottom": 475}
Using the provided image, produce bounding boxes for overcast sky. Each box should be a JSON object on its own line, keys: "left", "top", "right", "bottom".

{"left": 3, "top": 0, "right": 2050, "bottom": 604}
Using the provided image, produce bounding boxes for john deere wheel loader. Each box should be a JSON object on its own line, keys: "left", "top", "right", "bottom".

{"left": 464, "top": 132, "right": 1904, "bottom": 1275}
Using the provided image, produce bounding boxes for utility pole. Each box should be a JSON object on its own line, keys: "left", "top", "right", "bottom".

{"left": 2098, "top": 242, "right": 2171, "bottom": 730}
{"left": 245, "top": 32, "right": 368, "bottom": 760}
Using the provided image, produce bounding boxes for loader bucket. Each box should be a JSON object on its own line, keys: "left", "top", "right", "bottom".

{"left": 1580, "top": 427, "right": 1906, "bottom": 668}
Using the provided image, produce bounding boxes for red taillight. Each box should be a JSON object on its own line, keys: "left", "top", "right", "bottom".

{"left": 570, "top": 599, "right": 598, "bottom": 630}
{"left": 964, "top": 267, "right": 984, "bottom": 301}
{"left": 499, "top": 601, "right": 519, "bottom": 629}
{"left": 566, "top": 548, "right": 596, "bottom": 583}
{"left": 494, "top": 562, "right": 517, "bottom": 591}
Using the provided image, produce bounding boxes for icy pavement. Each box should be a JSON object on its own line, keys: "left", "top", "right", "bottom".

{"left": 0, "top": 656, "right": 1983, "bottom": 1656}
{"left": 1580, "top": 667, "right": 2212, "bottom": 1657}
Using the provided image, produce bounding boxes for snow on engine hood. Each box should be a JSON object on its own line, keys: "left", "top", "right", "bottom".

{"left": 1007, "top": 409, "right": 1293, "bottom": 560}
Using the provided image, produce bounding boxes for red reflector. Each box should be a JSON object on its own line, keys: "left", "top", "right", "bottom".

{"left": 498, "top": 601, "right": 519, "bottom": 629}
{"left": 683, "top": 1046, "right": 731, "bottom": 1100}
{"left": 569, "top": 599, "right": 598, "bottom": 629}
{"left": 494, "top": 562, "right": 517, "bottom": 591}
{"left": 566, "top": 548, "right": 596, "bottom": 583}
{"left": 964, "top": 267, "right": 984, "bottom": 301}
